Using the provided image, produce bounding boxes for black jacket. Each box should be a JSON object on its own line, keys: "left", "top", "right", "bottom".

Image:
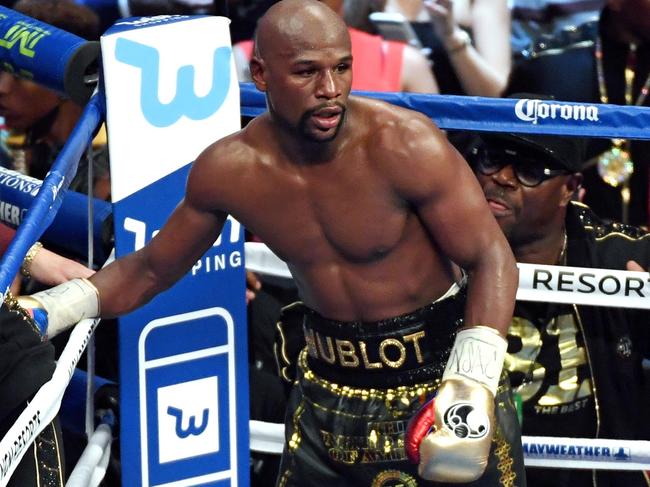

{"left": 564, "top": 201, "right": 650, "bottom": 486}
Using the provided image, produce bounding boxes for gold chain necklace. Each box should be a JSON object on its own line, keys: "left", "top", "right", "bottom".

{"left": 595, "top": 36, "right": 650, "bottom": 222}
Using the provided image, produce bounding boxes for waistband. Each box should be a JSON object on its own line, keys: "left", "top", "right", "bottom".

{"left": 302, "top": 286, "right": 466, "bottom": 388}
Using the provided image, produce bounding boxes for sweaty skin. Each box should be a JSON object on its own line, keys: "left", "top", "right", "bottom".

{"left": 90, "top": 0, "right": 517, "bottom": 334}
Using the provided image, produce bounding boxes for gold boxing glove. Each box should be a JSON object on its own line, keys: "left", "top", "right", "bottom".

{"left": 405, "top": 326, "right": 507, "bottom": 483}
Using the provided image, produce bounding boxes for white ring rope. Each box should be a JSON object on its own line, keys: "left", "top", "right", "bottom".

{"left": 244, "top": 242, "right": 293, "bottom": 279}
{"left": 244, "top": 242, "right": 650, "bottom": 309}
{"left": 248, "top": 421, "right": 650, "bottom": 470}
{"left": 66, "top": 423, "right": 112, "bottom": 487}
{"left": 522, "top": 436, "right": 650, "bottom": 471}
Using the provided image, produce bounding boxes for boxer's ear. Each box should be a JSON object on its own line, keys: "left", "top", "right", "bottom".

{"left": 250, "top": 56, "right": 267, "bottom": 92}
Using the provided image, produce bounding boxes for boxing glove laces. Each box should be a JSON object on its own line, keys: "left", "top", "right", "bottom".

{"left": 405, "top": 326, "right": 507, "bottom": 483}
{"left": 17, "top": 278, "right": 100, "bottom": 339}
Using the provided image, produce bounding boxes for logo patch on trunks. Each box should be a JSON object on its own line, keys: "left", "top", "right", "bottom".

{"left": 371, "top": 470, "right": 418, "bottom": 487}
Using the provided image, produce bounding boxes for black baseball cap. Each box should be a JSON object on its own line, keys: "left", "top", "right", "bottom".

{"left": 478, "top": 132, "right": 586, "bottom": 173}
{"left": 454, "top": 93, "right": 587, "bottom": 173}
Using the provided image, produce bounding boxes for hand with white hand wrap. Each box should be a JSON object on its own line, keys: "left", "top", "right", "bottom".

{"left": 17, "top": 278, "right": 100, "bottom": 339}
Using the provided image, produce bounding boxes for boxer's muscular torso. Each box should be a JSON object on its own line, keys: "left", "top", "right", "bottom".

{"left": 214, "top": 107, "right": 456, "bottom": 322}
{"left": 93, "top": 96, "right": 512, "bottom": 327}
{"left": 188, "top": 97, "right": 498, "bottom": 322}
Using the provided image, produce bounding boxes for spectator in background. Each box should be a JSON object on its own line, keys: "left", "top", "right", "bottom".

{"left": 0, "top": 0, "right": 110, "bottom": 201}
{"left": 381, "top": 0, "right": 512, "bottom": 96}
{"left": 0, "top": 227, "right": 94, "bottom": 289}
{"left": 462, "top": 127, "right": 650, "bottom": 487}
{"left": 234, "top": 0, "right": 440, "bottom": 93}
{"left": 225, "top": 0, "right": 279, "bottom": 43}
{"left": 509, "top": 0, "right": 604, "bottom": 58}
{"left": 506, "top": 0, "right": 650, "bottom": 227}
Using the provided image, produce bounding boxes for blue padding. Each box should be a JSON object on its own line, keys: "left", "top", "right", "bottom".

{"left": 0, "top": 6, "right": 99, "bottom": 104}
{"left": 60, "top": 368, "right": 115, "bottom": 436}
{"left": 0, "top": 93, "right": 104, "bottom": 299}
{"left": 44, "top": 190, "right": 112, "bottom": 262}
{"left": 0, "top": 170, "right": 112, "bottom": 263}
{"left": 240, "top": 82, "right": 650, "bottom": 140}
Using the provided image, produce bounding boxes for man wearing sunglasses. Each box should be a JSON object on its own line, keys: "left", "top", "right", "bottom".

{"left": 467, "top": 130, "right": 650, "bottom": 487}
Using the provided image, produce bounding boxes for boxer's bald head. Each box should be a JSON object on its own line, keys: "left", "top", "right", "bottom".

{"left": 254, "top": 0, "right": 349, "bottom": 61}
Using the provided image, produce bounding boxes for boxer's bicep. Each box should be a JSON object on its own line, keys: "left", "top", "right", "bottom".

{"left": 144, "top": 198, "right": 228, "bottom": 288}
{"left": 92, "top": 180, "right": 227, "bottom": 316}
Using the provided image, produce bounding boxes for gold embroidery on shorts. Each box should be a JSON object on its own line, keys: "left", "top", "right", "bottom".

{"left": 403, "top": 331, "right": 426, "bottom": 364}
{"left": 305, "top": 329, "right": 429, "bottom": 370}
{"left": 320, "top": 422, "right": 409, "bottom": 465}
{"left": 378, "top": 338, "right": 406, "bottom": 368}
{"left": 277, "top": 469, "right": 292, "bottom": 487}
{"left": 303, "top": 326, "right": 318, "bottom": 358}
{"left": 299, "top": 350, "right": 439, "bottom": 404}
{"left": 360, "top": 341, "right": 383, "bottom": 369}
{"left": 371, "top": 470, "right": 418, "bottom": 487}
{"left": 316, "top": 333, "right": 336, "bottom": 364}
{"left": 287, "top": 400, "right": 305, "bottom": 453}
{"left": 336, "top": 339, "right": 360, "bottom": 367}
{"left": 494, "top": 427, "right": 517, "bottom": 487}
{"left": 275, "top": 319, "right": 295, "bottom": 382}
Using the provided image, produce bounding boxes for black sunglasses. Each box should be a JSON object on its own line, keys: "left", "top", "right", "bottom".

{"left": 470, "top": 146, "right": 570, "bottom": 187}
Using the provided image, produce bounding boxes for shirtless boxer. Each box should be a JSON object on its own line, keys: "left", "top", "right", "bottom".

{"left": 20, "top": 1, "right": 523, "bottom": 485}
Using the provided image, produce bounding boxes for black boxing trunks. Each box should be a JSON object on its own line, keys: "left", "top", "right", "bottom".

{"left": 275, "top": 286, "right": 526, "bottom": 487}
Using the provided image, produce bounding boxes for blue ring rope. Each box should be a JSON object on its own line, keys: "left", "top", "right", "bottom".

{"left": 0, "top": 93, "right": 105, "bottom": 300}
{"left": 240, "top": 82, "right": 650, "bottom": 140}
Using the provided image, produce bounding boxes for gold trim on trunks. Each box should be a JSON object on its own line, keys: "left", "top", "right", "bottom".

{"left": 299, "top": 350, "right": 441, "bottom": 420}
{"left": 320, "top": 420, "right": 410, "bottom": 465}
{"left": 275, "top": 319, "right": 294, "bottom": 383}
{"left": 299, "top": 349, "right": 440, "bottom": 401}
